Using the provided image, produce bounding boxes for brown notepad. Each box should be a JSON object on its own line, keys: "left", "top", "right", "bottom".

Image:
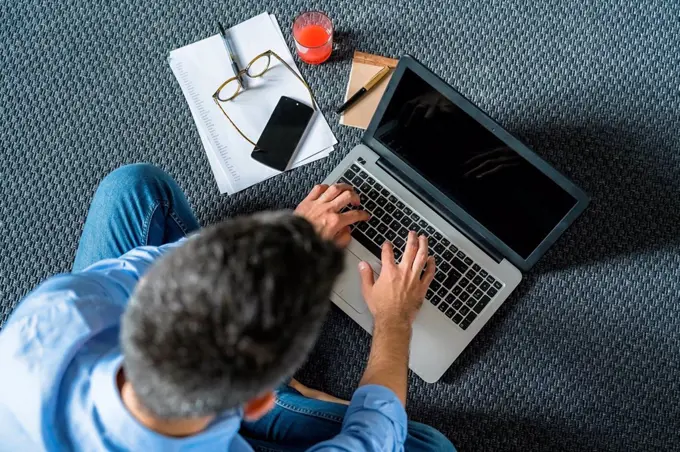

{"left": 340, "top": 51, "right": 399, "bottom": 129}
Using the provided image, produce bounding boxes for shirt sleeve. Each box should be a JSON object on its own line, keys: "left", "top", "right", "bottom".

{"left": 0, "top": 240, "right": 186, "bottom": 447}
{"left": 6, "top": 240, "right": 186, "bottom": 327}
{"left": 306, "top": 385, "right": 408, "bottom": 452}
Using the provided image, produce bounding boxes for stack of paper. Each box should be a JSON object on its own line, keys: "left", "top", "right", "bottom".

{"left": 168, "top": 13, "right": 337, "bottom": 194}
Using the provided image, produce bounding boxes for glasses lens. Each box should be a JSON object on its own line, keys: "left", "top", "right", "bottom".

{"left": 216, "top": 78, "right": 241, "bottom": 101}
{"left": 247, "top": 54, "right": 271, "bottom": 77}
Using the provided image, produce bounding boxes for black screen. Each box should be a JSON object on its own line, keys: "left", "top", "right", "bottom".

{"left": 375, "top": 69, "right": 577, "bottom": 259}
{"left": 253, "top": 96, "right": 314, "bottom": 172}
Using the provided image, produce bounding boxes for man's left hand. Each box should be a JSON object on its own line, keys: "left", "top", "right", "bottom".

{"left": 295, "top": 183, "right": 369, "bottom": 247}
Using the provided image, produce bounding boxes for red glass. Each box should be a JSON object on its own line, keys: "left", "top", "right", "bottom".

{"left": 293, "top": 11, "right": 333, "bottom": 65}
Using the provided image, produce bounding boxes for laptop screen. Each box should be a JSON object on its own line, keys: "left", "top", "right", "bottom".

{"left": 374, "top": 68, "right": 578, "bottom": 259}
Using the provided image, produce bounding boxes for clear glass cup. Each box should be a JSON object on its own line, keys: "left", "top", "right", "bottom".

{"left": 293, "top": 11, "right": 333, "bottom": 65}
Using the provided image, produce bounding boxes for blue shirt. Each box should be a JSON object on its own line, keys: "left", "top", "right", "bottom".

{"left": 0, "top": 242, "right": 407, "bottom": 451}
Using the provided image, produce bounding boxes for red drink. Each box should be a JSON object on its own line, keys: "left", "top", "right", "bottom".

{"left": 293, "top": 12, "right": 333, "bottom": 65}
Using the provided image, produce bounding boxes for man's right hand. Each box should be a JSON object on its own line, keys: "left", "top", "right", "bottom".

{"left": 358, "top": 231, "right": 436, "bottom": 326}
{"left": 294, "top": 183, "right": 369, "bottom": 248}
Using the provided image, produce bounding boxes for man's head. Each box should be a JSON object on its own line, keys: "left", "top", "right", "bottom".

{"left": 120, "top": 212, "right": 344, "bottom": 419}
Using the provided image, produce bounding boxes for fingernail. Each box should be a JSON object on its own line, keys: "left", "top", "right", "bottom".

{"left": 358, "top": 262, "right": 368, "bottom": 270}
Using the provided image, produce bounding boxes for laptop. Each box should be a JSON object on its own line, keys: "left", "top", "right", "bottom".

{"left": 323, "top": 56, "right": 591, "bottom": 383}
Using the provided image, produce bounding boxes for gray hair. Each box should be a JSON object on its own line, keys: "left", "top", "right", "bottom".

{"left": 120, "top": 211, "right": 344, "bottom": 418}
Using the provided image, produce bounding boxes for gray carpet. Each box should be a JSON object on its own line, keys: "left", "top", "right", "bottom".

{"left": 2, "top": 0, "right": 679, "bottom": 450}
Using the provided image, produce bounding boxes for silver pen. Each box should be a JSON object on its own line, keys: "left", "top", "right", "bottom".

{"left": 218, "top": 22, "right": 246, "bottom": 88}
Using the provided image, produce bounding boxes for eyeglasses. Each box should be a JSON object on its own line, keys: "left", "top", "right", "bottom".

{"left": 212, "top": 50, "right": 316, "bottom": 147}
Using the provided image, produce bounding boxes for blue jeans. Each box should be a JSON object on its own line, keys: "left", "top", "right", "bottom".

{"left": 73, "top": 164, "right": 455, "bottom": 452}
{"left": 73, "top": 163, "right": 200, "bottom": 271}
{"left": 241, "top": 384, "right": 455, "bottom": 452}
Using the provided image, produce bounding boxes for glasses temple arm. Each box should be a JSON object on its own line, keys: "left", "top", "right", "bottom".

{"left": 270, "top": 53, "right": 317, "bottom": 111}
{"left": 213, "top": 98, "right": 258, "bottom": 146}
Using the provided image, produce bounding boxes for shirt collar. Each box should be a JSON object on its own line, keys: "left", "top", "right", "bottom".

{"left": 91, "top": 349, "right": 243, "bottom": 451}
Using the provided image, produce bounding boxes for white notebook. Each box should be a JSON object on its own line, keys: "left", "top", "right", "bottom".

{"left": 169, "top": 13, "right": 336, "bottom": 194}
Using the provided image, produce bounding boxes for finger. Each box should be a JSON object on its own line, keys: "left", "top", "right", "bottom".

{"left": 411, "top": 235, "right": 429, "bottom": 273}
{"left": 463, "top": 146, "right": 509, "bottom": 165}
{"left": 422, "top": 256, "right": 436, "bottom": 285}
{"left": 406, "top": 103, "right": 426, "bottom": 128}
{"left": 398, "top": 101, "right": 415, "bottom": 126}
{"left": 425, "top": 103, "right": 437, "bottom": 119}
{"left": 329, "top": 189, "right": 360, "bottom": 211}
{"left": 400, "top": 231, "right": 418, "bottom": 268}
{"left": 475, "top": 162, "right": 521, "bottom": 179}
{"left": 319, "top": 184, "right": 352, "bottom": 202}
{"left": 358, "top": 261, "right": 375, "bottom": 298}
{"left": 304, "top": 184, "right": 329, "bottom": 202}
{"left": 335, "top": 227, "right": 352, "bottom": 248}
{"left": 381, "top": 241, "right": 396, "bottom": 266}
{"left": 463, "top": 156, "right": 518, "bottom": 178}
{"left": 350, "top": 190, "right": 362, "bottom": 206}
{"left": 336, "top": 209, "right": 370, "bottom": 230}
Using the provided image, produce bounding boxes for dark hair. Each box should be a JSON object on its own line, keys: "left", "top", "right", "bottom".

{"left": 120, "top": 212, "right": 344, "bottom": 418}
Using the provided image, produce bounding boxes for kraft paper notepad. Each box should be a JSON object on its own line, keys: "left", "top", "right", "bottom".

{"left": 340, "top": 51, "right": 399, "bottom": 130}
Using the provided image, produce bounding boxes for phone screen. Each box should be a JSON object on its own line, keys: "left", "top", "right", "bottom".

{"left": 252, "top": 96, "right": 314, "bottom": 172}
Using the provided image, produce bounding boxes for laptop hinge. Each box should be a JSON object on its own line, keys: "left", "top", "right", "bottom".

{"left": 376, "top": 158, "right": 504, "bottom": 264}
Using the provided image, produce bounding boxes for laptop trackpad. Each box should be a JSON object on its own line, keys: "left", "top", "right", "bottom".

{"left": 334, "top": 250, "right": 378, "bottom": 314}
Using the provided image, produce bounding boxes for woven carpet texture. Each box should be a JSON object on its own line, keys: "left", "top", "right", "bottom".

{"left": 2, "top": 0, "right": 679, "bottom": 450}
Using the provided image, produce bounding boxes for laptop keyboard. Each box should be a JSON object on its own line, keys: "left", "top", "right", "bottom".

{"left": 339, "top": 161, "right": 504, "bottom": 331}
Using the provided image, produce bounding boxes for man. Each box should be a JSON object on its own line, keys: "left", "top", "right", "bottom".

{"left": 0, "top": 164, "right": 454, "bottom": 451}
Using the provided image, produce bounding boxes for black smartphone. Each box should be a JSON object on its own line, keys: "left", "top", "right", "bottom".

{"left": 251, "top": 96, "right": 314, "bottom": 172}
